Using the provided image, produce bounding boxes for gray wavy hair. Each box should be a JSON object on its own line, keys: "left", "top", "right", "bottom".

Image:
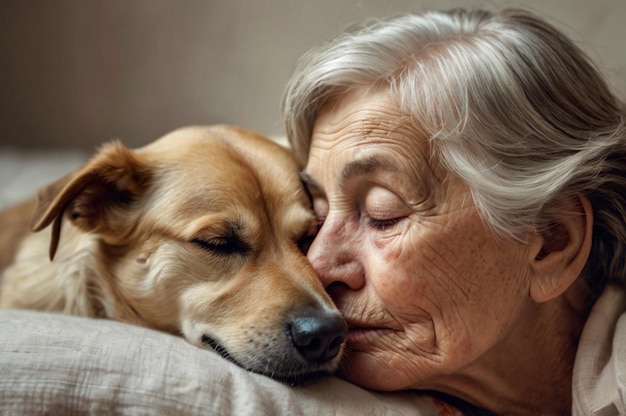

{"left": 281, "top": 8, "right": 626, "bottom": 288}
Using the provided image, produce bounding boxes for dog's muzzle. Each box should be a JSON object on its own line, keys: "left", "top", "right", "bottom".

{"left": 287, "top": 308, "right": 347, "bottom": 363}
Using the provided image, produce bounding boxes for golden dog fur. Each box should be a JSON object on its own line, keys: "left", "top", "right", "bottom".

{"left": 0, "top": 125, "right": 346, "bottom": 381}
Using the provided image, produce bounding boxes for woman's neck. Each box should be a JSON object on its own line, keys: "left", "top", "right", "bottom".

{"left": 431, "top": 281, "right": 598, "bottom": 415}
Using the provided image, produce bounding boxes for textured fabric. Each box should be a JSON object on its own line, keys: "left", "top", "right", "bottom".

{"left": 0, "top": 309, "right": 446, "bottom": 415}
{"left": 572, "top": 285, "right": 626, "bottom": 416}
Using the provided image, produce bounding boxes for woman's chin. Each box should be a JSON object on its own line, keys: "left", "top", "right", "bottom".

{"left": 337, "top": 352, "right": 408, "bottom": 391}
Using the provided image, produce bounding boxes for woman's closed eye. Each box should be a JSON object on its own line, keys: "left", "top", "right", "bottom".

{"left": 312, "top": 197, "right": 328, "bottom": 229}
{"left": 363, "top": 185, "right": 411, "bottom": 232}
{"left": 297, "top": 216, "right": 325, "bottom": 254}
{"left": 367, "top": 217, "right": 403, "bottom": 231}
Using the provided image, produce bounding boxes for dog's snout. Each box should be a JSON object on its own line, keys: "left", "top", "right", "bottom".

{"left": 289, "top": 309, "right": 347, "bottom": 363}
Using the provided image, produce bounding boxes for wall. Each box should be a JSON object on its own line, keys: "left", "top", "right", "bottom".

{"left": 1, "top": 0, "right": 625, "bottom": 149}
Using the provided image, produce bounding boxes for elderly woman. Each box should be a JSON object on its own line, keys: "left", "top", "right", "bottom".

{"left": 282, "top": 7, "right": 626, "bottom": 416}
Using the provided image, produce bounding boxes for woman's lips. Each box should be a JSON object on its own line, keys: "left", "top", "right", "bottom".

{"left": 345, "top": 319, "right": 391, "bottom": 345}
{"left": 347, "top": 327, "right": 377, "bottom": 345}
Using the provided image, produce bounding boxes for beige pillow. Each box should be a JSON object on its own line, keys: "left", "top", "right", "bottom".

{"left": 0, "top": 309, "right": 443, "bottom": 415}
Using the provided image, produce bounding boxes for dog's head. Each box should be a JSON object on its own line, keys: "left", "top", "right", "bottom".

{"left": 31, "top": 125, "right": 346, "bottom": 381}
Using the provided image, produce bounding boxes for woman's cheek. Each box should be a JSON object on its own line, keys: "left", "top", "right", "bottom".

{"left": 372, "top": 224, "right": 423, "bottom": 276}
{"left": 369, "top": 218, "right": 413, "bottom": 253}
{"left": 366, "top": 234, "right": 431, "bottom": 320}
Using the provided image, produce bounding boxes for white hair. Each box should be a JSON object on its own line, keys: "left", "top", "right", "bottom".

{"left": 282, "top": 8, "right": 626, "bottom": 288}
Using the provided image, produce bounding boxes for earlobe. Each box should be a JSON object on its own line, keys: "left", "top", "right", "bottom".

{"left": 529, "top": 194, "right": 593, "bottom": 303}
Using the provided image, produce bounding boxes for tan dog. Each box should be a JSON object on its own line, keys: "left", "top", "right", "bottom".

{"left": 0, "top": 125, "right": 346, "bottom": 382}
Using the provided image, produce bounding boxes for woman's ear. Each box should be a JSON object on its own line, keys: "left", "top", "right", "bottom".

{"left": 529, "top": 193, "right": 593, "bottom": 303}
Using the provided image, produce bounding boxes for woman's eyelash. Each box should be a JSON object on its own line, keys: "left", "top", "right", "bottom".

{"left": 367, "top": 217, "right": 401, "bottom": 230}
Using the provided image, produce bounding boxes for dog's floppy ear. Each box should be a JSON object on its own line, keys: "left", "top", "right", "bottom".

{"left": 31, "top": 140, "right": 152, "bottom": 260}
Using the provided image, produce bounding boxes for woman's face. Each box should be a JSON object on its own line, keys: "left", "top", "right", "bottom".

{"left": 303, "top": 87, "right": 536, "bottom": 391}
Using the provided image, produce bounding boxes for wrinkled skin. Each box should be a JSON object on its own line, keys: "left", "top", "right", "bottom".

{"left": 301, "top": 86, "right": 594, "bottom": 414}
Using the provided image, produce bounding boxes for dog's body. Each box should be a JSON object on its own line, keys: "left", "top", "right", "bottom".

{"left": 0, "top": 125, "right": 346, "bottom": 381}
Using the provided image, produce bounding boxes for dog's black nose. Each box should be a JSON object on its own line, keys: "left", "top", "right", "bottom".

{"left": 289, "top": 309, "right": 347, "bottom": 363}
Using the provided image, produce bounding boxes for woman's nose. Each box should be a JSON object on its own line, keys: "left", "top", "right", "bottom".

{"left": 307, "top": 218, "right": 364, "bottom": 291}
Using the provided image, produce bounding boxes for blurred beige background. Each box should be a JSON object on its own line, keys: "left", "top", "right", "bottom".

{"left": 1, "top": 0, "right": 625, "bottom": 150}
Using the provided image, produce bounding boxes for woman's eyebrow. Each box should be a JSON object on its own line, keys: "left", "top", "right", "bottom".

{"left": 299, "top": 156, "right": 398, "bottom": 192}
{"left": 340, "top": 157, "right": 397, "bottom": 182}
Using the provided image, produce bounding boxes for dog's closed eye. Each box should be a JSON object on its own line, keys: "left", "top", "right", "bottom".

{"left": 191, "top": 236, "right": 250, "bottom": 256}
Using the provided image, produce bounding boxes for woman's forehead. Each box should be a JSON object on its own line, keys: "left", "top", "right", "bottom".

{"left": 311, "top": 87, "right": 438, "bottom": 170}
{"left": 314, "top": 87, "right": 397, "bottom": 129}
